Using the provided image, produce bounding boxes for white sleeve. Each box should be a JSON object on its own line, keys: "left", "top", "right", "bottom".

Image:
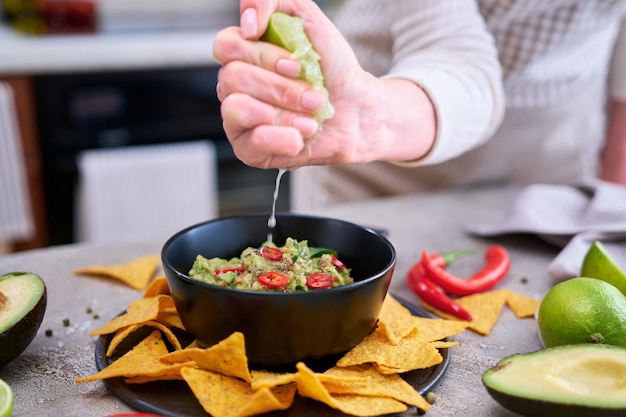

{"left": 609, "top": 18, "right": 626, "bottom": 102}
{"left": 382, "top": 0, "right": 505, "bottom": 165}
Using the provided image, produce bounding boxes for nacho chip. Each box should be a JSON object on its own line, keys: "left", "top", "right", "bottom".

{"left": 90, "top": 295, "right": 175, "bottom": 336}
{"left": 160, "top": 331, "right": 252, "bottom": 383}
{"left": 251, "top": 370, "right": 298, "bottom": 390}
{"left": 323, "top": 365, "right": 431, "bottom": 411}
{"left": 421, "top": 289, "right": 509, "bottom": 335}
{"left": 181, "top": 367, "right": 296, "bottom": 417}
{"left": 124, "top": 372, "right": 186, "bottom": 384}
{"left": 296, "top": 362, "right": 407, "bottom": 416}
{"left": 317, "top": 372, "right": 369, "bottom": 385}
{"left": 74, "top": 255, "right": 160, "bottom": 290}
{"left": 143, "top": 276, "right": 170, "bottom": 297}
{"left": 329, "top": 394, "right": 411, "bottom": 416}
{"left": 106, "top": 320, "right": 182, "bottom": 357}
{"left": 429, "top": 340, "right": 459, "bottom": 349}
{"left": 502, "top": 289, "right": 541, "bottom": 318}
{"left": 409, "top": 316, "right": 468, "bottom": 342}
{"left": 376, "top": 295, "right": 417, "bottom": 344}
{"left": 156, "top": 308, "right": 186, "bottom": 331}
{"left": 336, "top": 328, "right": 443, "bottom": 373}
{"left": 75, "top": 330, "right": 193, "bottom": 383}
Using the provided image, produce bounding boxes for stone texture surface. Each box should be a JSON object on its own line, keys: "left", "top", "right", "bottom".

{"left": 0, "top": 185, "right": 556, "bottom": 416}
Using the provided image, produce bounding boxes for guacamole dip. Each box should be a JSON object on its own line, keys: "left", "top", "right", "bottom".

{"left": 188, "top": 238, "right": 353, "bottom": 292}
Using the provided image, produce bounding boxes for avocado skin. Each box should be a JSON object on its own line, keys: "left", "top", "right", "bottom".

{"left": 485, "top": 386, "right": 626, "bottom": 417}
{"left": 483, "top": 344, "right": 626, "bottom": 417}
{"left": 0, "top": 272, "right": 47, "bottom": 368}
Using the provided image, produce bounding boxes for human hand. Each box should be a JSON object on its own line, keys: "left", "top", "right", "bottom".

{"left": 213, "top": 0, "right": 383, "bottom": 169}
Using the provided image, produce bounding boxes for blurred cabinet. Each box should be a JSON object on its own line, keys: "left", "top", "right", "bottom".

{"left": 0, "top": 76, "right": 48, "bottom": 250}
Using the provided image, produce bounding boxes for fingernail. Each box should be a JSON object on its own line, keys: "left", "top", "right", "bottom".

{"left": 292, "top": 116, "right": 319, "bottom": 137}
{"left": 241, "top": 8, "right": 258, "bottom": 39}
{"left": 276, "top": 59, "right": 301, "bottom": 78}
{"left": 301, "top": 91, "right": 323, "bottom": 111}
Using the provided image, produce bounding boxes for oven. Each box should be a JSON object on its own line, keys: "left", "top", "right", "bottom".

{"left": 34, "top": 66, "right": 290, "bottom": 245}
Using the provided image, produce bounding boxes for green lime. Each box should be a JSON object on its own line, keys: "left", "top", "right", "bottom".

{"left": 261, "top": 12, "right": 334, "bottom": 123}
{"left": 537, "top": 277, "right": 626, "bottom": 348}
{"left": 0, "top": 378, "right": 13, "bottom": 417}
{"left": 581, "top": 241, "right": 626, "bottom": 296}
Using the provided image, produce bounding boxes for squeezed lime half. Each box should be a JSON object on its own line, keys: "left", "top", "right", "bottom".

{"left": 262, "top": 12, "right": 334, "bottom": 123}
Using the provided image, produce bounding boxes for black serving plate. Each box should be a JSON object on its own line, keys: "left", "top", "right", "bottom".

{"left": 95, "top": 298, "right": 450, "bottom": 417}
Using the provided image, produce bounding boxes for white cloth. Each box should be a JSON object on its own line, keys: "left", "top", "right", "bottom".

{"left": 75, "top": 141, "right": 218, "bottom": 243}
{"left": 0, "top": 82, "right": 34, "bottom": 242}
{"left": 466, "top": 179, "right": 626, "bottom": 281}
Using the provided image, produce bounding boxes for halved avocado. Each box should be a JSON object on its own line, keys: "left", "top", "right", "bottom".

{"left": 482, "top": 344, "right": 626, "bottom": 417}
{"left": 0, "top": 272, "right": 47, "bottom": 368}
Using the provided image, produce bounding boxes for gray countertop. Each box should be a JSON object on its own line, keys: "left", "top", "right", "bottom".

{"left": 0, "top": 185, "right": 558, "bottom": 417}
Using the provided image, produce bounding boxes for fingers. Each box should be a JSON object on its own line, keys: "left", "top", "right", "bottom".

{"left": 231, "top": 125, "right": 306, "bottom": 169}
{"left": 239, "top": 0, "right": 277, "bottom": 39}
{"left": 240, "top": 8, "right": 259, "bottom": 39}
{"left": 237, "top": 0, "right": 327, "bottom": 40}
{"left": 213, "top": 26, "right": 293, "bottom": 69}
{"left": 217, "top": 60, "right": 323, "bottom": 115}
{"left": 221, "top": 92, "right": 319, "bottom": 143}
{"left": 221, "top": 93, "right": 310, "bottom": 169}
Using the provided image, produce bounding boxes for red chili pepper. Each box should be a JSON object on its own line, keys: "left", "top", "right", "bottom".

{"left": 427, "top": 246, "right": 478, "bottom": 269}
{"left": 306, "top": 273, "right": 334, "bottom": 289}
{"left": 258, "top": 271, "right": 289, "bottom": 287}
{"left": 421, "top": 245, "right": 511, "bottom": 296}
{"left": 406, "top": 262, "right": 472, "bottom": 321}
{"left": 260, "top": 246, "right": 283, "bottom": 261}
{"left": 213, "top": 265, "right": 245, "bottom": 275}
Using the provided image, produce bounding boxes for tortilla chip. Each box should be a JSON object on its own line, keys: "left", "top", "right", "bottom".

{"left": 124, "top": 372, "right": 186, "bottom": 384}
{"left": 160, "top": 332, "right": 252, "bottom": 383}
{"left": 502, "top": 289, "right": 541, "bottom": 318}
{"left": 421, "top": 289, "right": 509, "bottom": 335}
{"left": 295, "top": 362, "right": 407, "bottom": 416}
{"left": 90, "top": 295, "right": 175, "bottom": 336}
{"left": 156, "top": 308, "right": 185, "bottom": 330}
{"left": 323, "top": 365, "right": 431, "bottom": 411}
{"left": 328, "top": 394, "right": 410, "bottom": 416}
{"left": 376, "top": 295, "right": 418, "bottom": 344}
{"left": 429, "top": 340, "right": 459, "bottom": 349}
{"left": 409, "top": 316, "right": 469, "bottom": 342}
{"left": 251, "top": 370, "right": 298, "bottom": 390}
{"left": 74, "top": 255, "right": 160, "bottom": 290}
{"left": 106, "top": 320, "right": 182, "bottom": 357}
{"left": 336, "top": 328, "right": 443, "bottom": 373}
{"left": 317, "top": 372, "right": 369, "bottom": 385}
{"left": 143, "top": 276, "right": 170, "bottom": 297}
{"left": 75, "top": 330, "right": 193, "bottom": 383}
{"left": 181, "top": 367, "right": 296, "bottom": 417}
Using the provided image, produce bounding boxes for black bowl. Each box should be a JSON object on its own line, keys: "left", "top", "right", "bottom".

{"left": 161, "top": 213, "right": 396, "bottom": 366}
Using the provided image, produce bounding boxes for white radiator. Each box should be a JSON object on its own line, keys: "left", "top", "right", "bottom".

{"left": 75, "top": 141, "right": 218, "bottom": 243}
{"left": 0, "top": 82, "right": 34, "bottom": 243}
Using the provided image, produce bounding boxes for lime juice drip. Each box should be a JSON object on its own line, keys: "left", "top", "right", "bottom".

{"left": 267, "top": 168, "right": 287, "bottom": 242}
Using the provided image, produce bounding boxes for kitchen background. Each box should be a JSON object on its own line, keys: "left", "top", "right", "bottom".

{"left": 0, "top": 0, "right": 343, "bottom": 253}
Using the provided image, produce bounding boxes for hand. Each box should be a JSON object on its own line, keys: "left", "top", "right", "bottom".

{"left": 212, "top": 0, "right": 436, "bottom": 170}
